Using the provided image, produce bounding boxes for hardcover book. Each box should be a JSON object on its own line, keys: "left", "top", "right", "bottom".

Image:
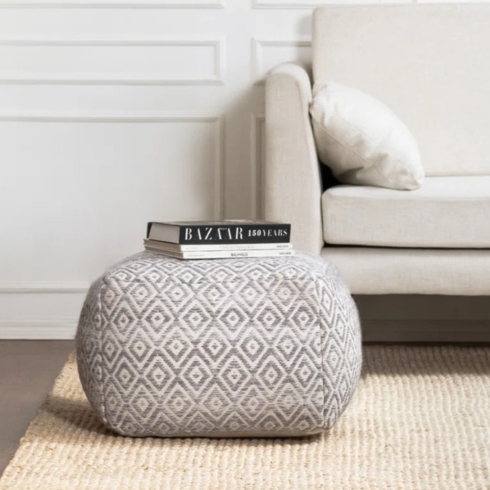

{"left": 146, "top": 220, "right": 291, "bottom": 245}
{"left": 144, "top": 239, "right": 292, "bottom": 252}
{"left": 144, "top": 247, "right": 295, "bottom": 260}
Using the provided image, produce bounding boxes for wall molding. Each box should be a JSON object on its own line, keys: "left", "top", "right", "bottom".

{"left": 250, "top": 113, "right": 265, "bottom": 220}
{"left": 214, "top": 114, "right": 226, "bottom": 219}
{"left": 252, "top": 0, "right": 323, "bottom": 9}
{"left": 0, "top": 0, "right": 225, "bottom": 9}
{"left": 0, "top": 319, "right": 78, "bottom": 339}
{"left": 0, "top": 38, "right": 226, "bottom": 85}
{"left": 0, "top": 282, "right": 90, "bottom": 294}
{"left": 251, "top": 38, "right": 311, "bottom": 85}
{"left": 0, "top": 111, "right": 225, "bottom": 219}
{"left": 0, "top": 111, "right": 224, "bottom": 338}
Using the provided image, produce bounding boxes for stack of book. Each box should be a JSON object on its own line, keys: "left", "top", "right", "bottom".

{"left": 144, "top": 220, "right": 294, "bottom": 260}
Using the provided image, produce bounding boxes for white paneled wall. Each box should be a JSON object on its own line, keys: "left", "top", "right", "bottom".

{"left": 0, "top": 39, "right": 225, "bottom": 84}
{"left": 0, "top": 0, "right": 477, "bottom": 339}
{"left": 0, "top": 0, "right": 315, "bottom": 338}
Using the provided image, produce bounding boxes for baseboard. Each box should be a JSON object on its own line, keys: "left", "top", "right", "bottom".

{"left": 0, "top": 320, "right": 78, "bottom": 339}
{"left": 0, "top": 282, "right": 89, "bottom": 294}
{"left": 363, "top": 320, "right": 490, "bottom": 342}
{"left": 1, "top": 318, "right": 489, "bottom": 341}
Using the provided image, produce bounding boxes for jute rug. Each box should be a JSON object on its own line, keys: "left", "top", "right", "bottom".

{"left": 1, "top": 346, "right": 489, "bottom": 490}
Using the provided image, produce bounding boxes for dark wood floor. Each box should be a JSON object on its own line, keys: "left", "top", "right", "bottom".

{"left": 0, "top": 340, "right": 74, "bottom": 477}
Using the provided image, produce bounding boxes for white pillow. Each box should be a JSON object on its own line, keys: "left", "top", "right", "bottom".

{"left": 310, "top": 82, "right": 424, "bottom": 190}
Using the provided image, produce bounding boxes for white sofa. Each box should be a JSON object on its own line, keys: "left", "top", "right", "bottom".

{"left": 265, "top": 5, "right": 490, "bottom": 297}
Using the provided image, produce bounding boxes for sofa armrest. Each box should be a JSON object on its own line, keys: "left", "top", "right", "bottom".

{"left": 265, "top": 62, "right": 324, "bottom": 254}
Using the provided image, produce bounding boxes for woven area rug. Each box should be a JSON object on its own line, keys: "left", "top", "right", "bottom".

{"left": 1, "top": 346, "right": 489, "bottom": 490}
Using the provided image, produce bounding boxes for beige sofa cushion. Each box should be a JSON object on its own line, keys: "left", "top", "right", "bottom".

{"left": 310, "top": 81, "right": 424, "bottom": 190}
{"left": 321, "top": 247, "right": 490, "bottom": 295}
{"left": 322, "top": 176, "right": 490, "bottom": 248}
{"left": 313, "top": 6, "right": 490, "bottom": 177}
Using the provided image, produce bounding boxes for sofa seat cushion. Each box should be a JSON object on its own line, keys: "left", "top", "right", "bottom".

{"left": 322, "top": 176, "right": 490, "bottom": 248}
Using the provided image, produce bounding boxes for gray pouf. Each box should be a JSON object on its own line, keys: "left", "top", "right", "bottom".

{"left": 76, "top": 252, "right": 362, "bottom": 437}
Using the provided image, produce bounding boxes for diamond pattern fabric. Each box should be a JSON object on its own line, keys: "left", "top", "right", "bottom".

{"left": 76, "top": 252, "right": 362, "bottom": 437}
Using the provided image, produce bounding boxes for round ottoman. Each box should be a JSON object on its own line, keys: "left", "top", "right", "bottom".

{"left": 76, "top": 252, "right": 362, "bottom": 437}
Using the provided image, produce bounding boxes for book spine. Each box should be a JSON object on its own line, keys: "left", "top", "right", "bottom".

{"left": 146, "top": 242, "right": 292, "bottom": 251}
{"left": 182, "top": 250, "right": 294, "bottom": 259}
{"left": 146, "top": 247, "right": 295, "bottom": 259}
{"left": 178, "top": 224, "right": 291, "bottom": 245}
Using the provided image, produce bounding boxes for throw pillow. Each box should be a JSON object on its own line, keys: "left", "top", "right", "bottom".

{"left": 310, "top": 82, "right": 424, "bottom": 190}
